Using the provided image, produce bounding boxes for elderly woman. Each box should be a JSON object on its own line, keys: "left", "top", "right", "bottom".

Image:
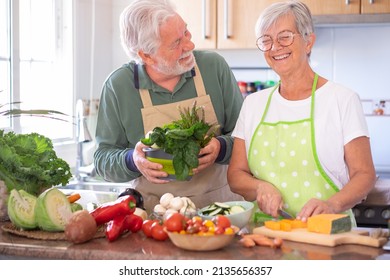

{"left": 227, "top": 1, "right": 376, "bottom": 224}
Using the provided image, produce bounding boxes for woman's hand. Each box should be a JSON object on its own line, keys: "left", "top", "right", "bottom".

{"left": 297, "top": 199, "right": 338, "bottom": 222}
{"left": 192, "top": 137, "right": 220, "bottom": 175}
{"left": 133, "top": 142, "right": 170, "bottom": 184}
{"left": 256, "top": 182, "right": 283, "bottom": 218}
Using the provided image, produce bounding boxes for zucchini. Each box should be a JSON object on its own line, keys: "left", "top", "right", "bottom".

{"left": 230, "top": 205, "right": 245, "bottom": 214}
{"left": 208, "top": 208, "right": 223, "bottom": 216}
{"left": 214, "top": 202, "right": 230, "bottom": 209}
{"left": 200, "top": 202, "right": 246, "bottom": 217}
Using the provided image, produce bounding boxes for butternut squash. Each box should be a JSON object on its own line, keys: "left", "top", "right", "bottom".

{"left": 307, "top": 214, "right": 351, "bottom": 234}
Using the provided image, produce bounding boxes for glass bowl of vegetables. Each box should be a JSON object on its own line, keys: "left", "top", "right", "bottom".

{"left": 198, "top": 201, "right": 255, "bottom": 229}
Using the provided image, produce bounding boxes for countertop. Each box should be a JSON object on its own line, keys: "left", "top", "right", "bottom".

{"left": 1, "top": 221, "right": 389, "bottom": 260}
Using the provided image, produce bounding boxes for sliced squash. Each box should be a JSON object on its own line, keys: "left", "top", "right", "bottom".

{"left": 291, "top": 219, "right": 307, "bottom": 229}
{"left": 264, "top": 219, "right": 307, "bottom": 231}
{"left": 264, "top": 220, "right": 280, "bottom": 230}
{"left": 280, "top": 220, "right": 292, "bottom": 231}
{"left": 307, "top": 214, "right": 351, "bottom": 234}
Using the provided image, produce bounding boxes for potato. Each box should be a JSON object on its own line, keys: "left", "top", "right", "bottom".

{"left": 64, "top": 210, "right": 97, "bottom": 244}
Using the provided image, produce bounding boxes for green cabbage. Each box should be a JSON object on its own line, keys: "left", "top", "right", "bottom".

{"left": 35, "top": 188, "right": 73, "bottom": 232}
{"left": 7, "top": 189, "right": 38, "bottom": 229}
{"left": 0, "top": 130, "right": 72, "bottom": 196}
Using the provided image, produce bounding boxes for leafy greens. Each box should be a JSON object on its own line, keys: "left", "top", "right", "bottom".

{"left": 141, "top": 102, "right": 218, "bottom": 181}
{"left": 0, "top": 130, "right": 72, "bottom": 196}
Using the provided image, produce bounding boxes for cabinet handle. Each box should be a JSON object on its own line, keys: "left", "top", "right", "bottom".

{"left": 224, "top": 0, "right": 231, "bottom": 39}
{"left": 345, "top": 0, "right": 349, "bottom": 5}
{"left": 369, "top": 0, "right": 374, "bottom": 4}
{"left": 202, "top": 0, "right": 209, "bottom": 39}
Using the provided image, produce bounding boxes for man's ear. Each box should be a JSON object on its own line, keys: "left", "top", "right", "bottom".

{"left": 138, "top": 50, "right": 155, "bottom": 65}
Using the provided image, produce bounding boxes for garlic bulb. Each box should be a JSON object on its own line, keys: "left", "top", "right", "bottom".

{"left": 169, "top": 197, "right": 184, "bottom": 211}
{"left": 155, "top": 193, "right": 197, "bottom": 218}
{"left": 153, "top": 204, "right": 166, "bottom": 216}
{"left": 159, "top": 193, "right": 174, "bottom": 208}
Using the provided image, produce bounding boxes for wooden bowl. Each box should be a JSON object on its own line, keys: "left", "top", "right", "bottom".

{"left": 165, "top": 227, "right": 238, "bottom": 251}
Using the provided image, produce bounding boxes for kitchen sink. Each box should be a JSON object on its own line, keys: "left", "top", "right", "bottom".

{"left": 56, "top": 180, "right": 132, "bottom": 209}
{"left": 59, "top": 180, "right": 131, "bottom": 193}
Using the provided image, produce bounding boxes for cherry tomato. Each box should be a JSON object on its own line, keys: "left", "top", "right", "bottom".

{"left": 142, "top": 219, "right": 156, "bottom": 238}
{"left": 214, "top": 226, "right": 225, "bottom": 235}
{"left": 186, "top": 224, "right": 200, "bottom": 234}
{"left": 151, "top": 221, "right": 168, "bottom": 241}
{"left": 213, "top": 215, "right": 231, "bottom": 229}
{"left": 164, "top": 212, "right": 185, "bottom": 232}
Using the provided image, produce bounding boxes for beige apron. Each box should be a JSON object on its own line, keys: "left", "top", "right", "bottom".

{"left": 133, "top": 64, "right": 243, "bottom": 213}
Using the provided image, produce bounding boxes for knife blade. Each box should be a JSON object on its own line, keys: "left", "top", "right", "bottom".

{"left": 278, "top": 208, "right": 295, "bottom": 219}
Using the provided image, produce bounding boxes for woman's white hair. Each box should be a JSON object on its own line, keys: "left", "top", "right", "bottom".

{"left": 119, "top": 0, "right": 177, "bottom": 64}
{"left": 255, "top": 1, "right": 314, "bottom": 42}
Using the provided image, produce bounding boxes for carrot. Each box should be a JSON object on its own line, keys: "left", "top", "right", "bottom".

{"left": 239, "top": 236, "right": 256, "bottom": 248}
{"left": 251, "top": 235, "right": 275, "bottom": 248}
{"left": 67, "top": 193, "right": 81, "bottom": 203}
{"left": 241, "top": 234, "right": 283, "bottom": 249}
{"left": 273, "top": 237, "right": 283, "bottom": 248}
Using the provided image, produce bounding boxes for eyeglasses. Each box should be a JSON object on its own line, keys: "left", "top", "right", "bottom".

{"left": 256, "top": 30, "right": 301, "bottom": 52}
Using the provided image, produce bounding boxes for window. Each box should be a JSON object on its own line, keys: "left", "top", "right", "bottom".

{"left": 1, "top": 0, "right": 73, "bottom": 142}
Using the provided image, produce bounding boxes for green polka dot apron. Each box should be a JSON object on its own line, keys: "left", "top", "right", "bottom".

{"left": 248, "top": 74, "right": 354, "bottom": 223}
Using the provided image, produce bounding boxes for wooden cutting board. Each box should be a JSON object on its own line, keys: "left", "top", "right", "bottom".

{"left": 253, "top": 226, "right": 388, "bottom": 248}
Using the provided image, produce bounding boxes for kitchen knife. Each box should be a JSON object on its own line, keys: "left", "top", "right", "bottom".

{"left": 278, "top": 208, "right": 295, "bottom": 219}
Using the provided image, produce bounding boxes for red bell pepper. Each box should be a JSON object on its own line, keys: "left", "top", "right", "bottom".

{"left": 105, "top": 214, "right": 143, "bottom": 242}
{"left": 105, "top": 214, "right": 127, "bottom": 242}
{"left": 90, "top": 195, "right": 136, "bottom": 226}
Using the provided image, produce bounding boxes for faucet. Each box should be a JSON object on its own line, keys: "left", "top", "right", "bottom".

{"left": 75, "top": 99, "right": 95, "bottom": 181}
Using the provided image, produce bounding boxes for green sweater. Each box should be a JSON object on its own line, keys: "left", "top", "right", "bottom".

{"left": 94, "top": 50, "right": 243, "bottom": 182}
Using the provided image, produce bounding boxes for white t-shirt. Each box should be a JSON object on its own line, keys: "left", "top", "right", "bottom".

{"left": 232, "top": 81, "right": 369, "bottom": 188}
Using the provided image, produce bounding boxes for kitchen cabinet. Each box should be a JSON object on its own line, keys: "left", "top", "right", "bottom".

{"left": 361, "top": 0, "right": 390, "bottom": 14}
{"left": 172, "top": 0, "right": 271, "bottom": 49}
{"left": 172, "top": 0, "right": 390, "bottom": 50}
{"left": 172, "top": 0, "right": 390, "bottom": 49}
{"left": 257, "top": 0, "right": 361, "bottom": 15}
{"left": 171, "top": 0, "right": 218, "bottom": 49}
{"left": 302, "top": 0, "right": 390, "bottom": 15}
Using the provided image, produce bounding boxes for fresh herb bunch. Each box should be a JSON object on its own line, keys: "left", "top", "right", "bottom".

{"left": 141, "top": 102, "right": 217, "bottom": 181}
{"left": 0, "top": 129, "right": 72, "bottom": 196}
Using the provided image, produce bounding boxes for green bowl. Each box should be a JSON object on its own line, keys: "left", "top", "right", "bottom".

{"left": 143, "top": 148, "right": 192, "bottom": 181}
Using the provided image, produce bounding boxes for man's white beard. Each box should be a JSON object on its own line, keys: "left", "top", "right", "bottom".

{"left": 154, "top": 52, "right": 195, "bottom": 76}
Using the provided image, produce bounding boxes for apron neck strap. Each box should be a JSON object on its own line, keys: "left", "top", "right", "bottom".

{"left": 310, "top": 73, "right": 319, "bottom": 118}
{"left": 193, "top": 63, "right": 207, "bottom": 97}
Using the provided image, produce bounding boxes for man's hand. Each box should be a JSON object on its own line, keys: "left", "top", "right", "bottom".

{"left": 192, "top": 137, "right": 220, "bottom": 174}
{"left": 133, "top": 142, "right": 170, "bottom": 184}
